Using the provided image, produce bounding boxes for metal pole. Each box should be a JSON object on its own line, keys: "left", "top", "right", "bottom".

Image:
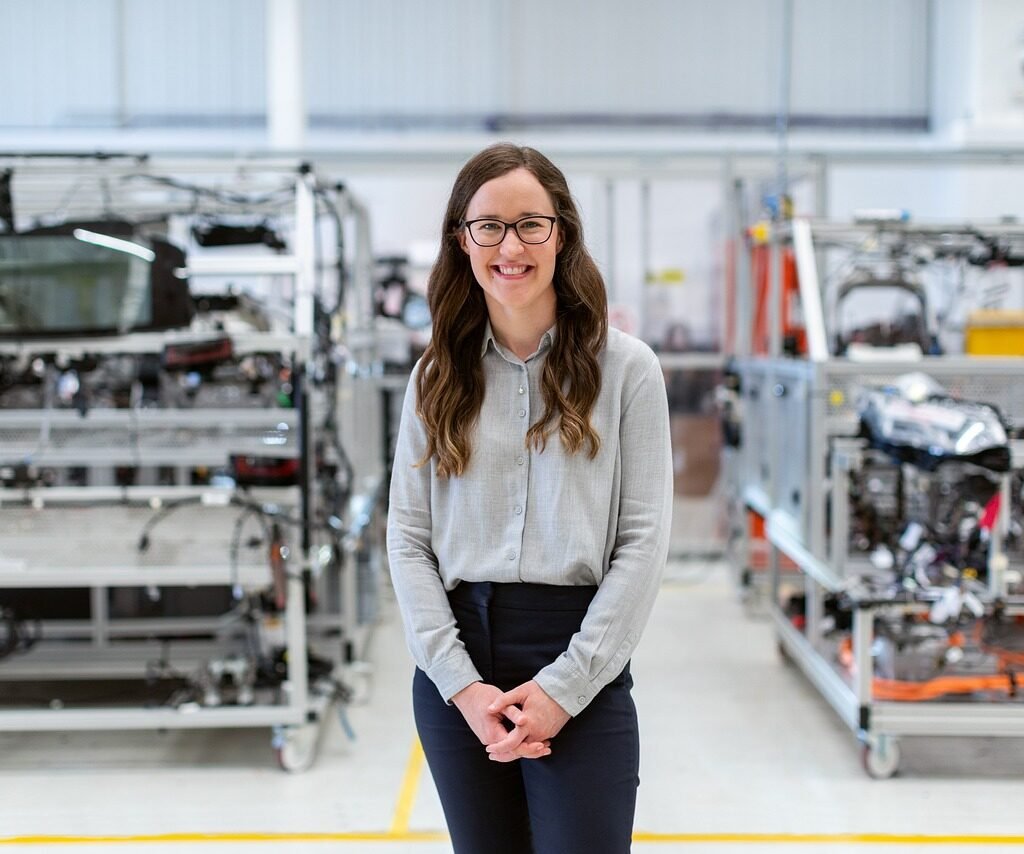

{"left": 605, "top": 179, "right": 616, "bottom": 303}
{"left": 989, "top": 472, "right": 1012, "bottom": 599}
{"left": 813, "top": 154, "right": 829, "bottom": 218}
{"left": 640, "top": 178, "right": 651, "bottom": 337}
{"left": 769, "top": 0, "right": 794, "bottom": 361}
{"left": 852, "top": 606, "right": 873, "bottom": 707}
{"left": 776, "top": 0, "right": 794, "bottom": 202}
{"left": 640, "top": 179, "right": 651, "bottom": 290}
{"left": 266, "top": 0, "right": 307, "bottom": 150}
{"left": 768, "top": 233, "right": 782, "bottom": 357}
{"left": 733, "top": 177, "right": 751, "bottom": 358}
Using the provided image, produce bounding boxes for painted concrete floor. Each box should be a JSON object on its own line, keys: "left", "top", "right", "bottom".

{"left": 1, "top": 562, "right": 1024, "bottom": 852}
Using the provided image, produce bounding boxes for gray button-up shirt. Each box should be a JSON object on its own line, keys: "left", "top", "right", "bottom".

{"left": 386, "top": 323, "right": 673, "bottom": 715}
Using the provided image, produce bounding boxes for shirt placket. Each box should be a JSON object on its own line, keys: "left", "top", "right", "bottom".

{"left": 508, "top": 359, "right": 531, "bottom": 579}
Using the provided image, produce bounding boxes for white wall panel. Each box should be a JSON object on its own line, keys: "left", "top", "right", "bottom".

{"left": 791, "top": 0, "right": 929, "bottom": 118}
{"left": 0, "top": 0, "right": 929, "bottom": 129}
{"left": 0, "top": 0, "right": 118, "bottom": 127}
{"left": 304, "top": 0, "right": 497, "bottom": 117}
{"left": 972, "top": 0, "right": 1024, "bottom": 126}
{"left": 304, "top": 0, "right": 926, "bottom": 125}
{"left": 122, "top": 0, "right": 264, "bottom": 122}
{"left": 506, "top": 0, "right": 782, "bottom": 115}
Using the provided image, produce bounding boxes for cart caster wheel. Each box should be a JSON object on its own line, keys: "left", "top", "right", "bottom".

{"left": 861, "top": 737, "right": 901, "bottom": 780}
{"left": 272, "top": 724, "right": 318, "bottom": 773}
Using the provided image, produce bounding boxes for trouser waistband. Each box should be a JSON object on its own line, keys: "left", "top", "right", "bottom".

{"left": 447, "top": 580, "right": 598, "bottom": 612}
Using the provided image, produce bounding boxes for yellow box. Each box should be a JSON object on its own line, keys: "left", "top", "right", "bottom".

{"left": 964, "top": 310, "right": 1024, "bottom": 356}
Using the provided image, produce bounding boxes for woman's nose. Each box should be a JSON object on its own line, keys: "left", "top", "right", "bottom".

{"left": 499, "top": 228, "right": 525, "bottom": 253}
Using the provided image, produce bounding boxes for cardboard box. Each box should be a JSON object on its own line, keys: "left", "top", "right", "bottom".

{"left": 670, "top": 414, "right": 721, "bottom": 497}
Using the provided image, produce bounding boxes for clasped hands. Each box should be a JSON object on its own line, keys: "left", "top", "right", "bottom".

{"left": 452, "top": 679, "right": 571, "bottom": 763}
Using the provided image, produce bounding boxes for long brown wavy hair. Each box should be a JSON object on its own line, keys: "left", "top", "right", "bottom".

{"left": 416, "top": 143, "right": 608, "bottom": 478}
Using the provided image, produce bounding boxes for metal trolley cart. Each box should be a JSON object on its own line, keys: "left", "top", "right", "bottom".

{"left": 731, "top": 218, "right": 1024, "bottom": 777}
{"left": 0, "top": 158, "right": 385, "bottom": 770}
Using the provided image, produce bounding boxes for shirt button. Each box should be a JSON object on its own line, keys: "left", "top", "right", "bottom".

{"left": 577, "top": 696, "right": 587, "bottom": 706}
{"left": 518, "top": 386, "right": 525, "bottom": 395}
{"left": 515, "top": 505, "right": 522, "bottom": 515}
{"left": 507, "top": 550, "right": 516, "bottom": 561}
{"left": 518, "top": 409, "right": 526, "bottom": 418}
{"left": 516, "top": 456, "right": 524, "bottom": 466}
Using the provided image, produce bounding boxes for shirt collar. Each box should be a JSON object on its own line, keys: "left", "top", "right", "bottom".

{"left": 480, "top": 320, "right": 557, "bottom": 361}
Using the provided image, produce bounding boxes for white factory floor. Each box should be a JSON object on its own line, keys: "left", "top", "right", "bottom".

{"left": 2, "top": 562, "right": 1024, "bottom": 853}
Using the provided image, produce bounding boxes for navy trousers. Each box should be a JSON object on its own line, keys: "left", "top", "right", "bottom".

{"left": 412, "top": 581, "right": 640, "bottom": 854}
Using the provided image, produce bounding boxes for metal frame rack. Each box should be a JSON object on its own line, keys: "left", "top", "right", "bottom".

{"left": 0, "top": 157, "right": 384, "bottom": 770}
{"left": 732, "top": 218, "right": 1024, "bottom": 777}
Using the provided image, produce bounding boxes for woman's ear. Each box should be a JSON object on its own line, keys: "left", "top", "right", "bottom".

{"left": 457, "top": 229, "right": 469, "bottom": 255}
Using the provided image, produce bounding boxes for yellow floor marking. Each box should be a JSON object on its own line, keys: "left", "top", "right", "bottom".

{"left": 4, "top": 832, "right": 1024, "bottom": 846}
{"left": 633, "top": 833, "right": 1024, "bottom": 845}
{"left": 388, "top": 736, "right": 426, "bottom": 835}
{"left": 0, "top": 833, "right": 447, "bottom": 845}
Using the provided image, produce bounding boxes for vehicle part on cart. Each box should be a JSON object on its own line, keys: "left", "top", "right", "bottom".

{"left": 857, "top": 373, "right": 1010, "bottom": 473}
{"left": 848, "top": 616, "right": 1021, "bottom": 703}
{"left": 195, "top": 654, "right": 256, "bottom": 707}
{"left": 192, "top": 219, "right": 286, "bottom": 251}
{"left": 162, "top": 336, "right": 234, "bottom": 372}
{"left": 0, "top": 221, "right": 193, "bottom": 336}
{"left": 230, "top": 455, "right": 300, "bottom": 487}
{"left": 833, "top": 270, "right": 933, "bottom": 357}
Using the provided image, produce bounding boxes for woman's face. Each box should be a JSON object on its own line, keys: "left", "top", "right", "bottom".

{"left": 459, "top": 167, "right": 561, "bottom": 327}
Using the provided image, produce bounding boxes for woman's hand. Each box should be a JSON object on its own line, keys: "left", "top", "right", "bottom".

{"left": 484, "top": 680, "right": 571, "bottom": 758}
{"left": 451, "top": 681, "right": 551, "bottom": 762}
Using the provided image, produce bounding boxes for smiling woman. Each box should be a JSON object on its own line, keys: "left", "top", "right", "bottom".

{"left": 386, "top": 143, "right": 674, "bottom": 854}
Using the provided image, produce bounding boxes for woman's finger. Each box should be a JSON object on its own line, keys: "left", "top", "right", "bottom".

{"left": 485, "top": 726, "right": 528, "bottom": 755}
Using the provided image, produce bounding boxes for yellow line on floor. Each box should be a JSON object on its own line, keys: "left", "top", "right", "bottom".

{"left": 4, "top": 832, "right": 1024, "bottom": 846}
{"left": 389, "top": 736, "right": 426, "bottom": 835}
{"left": 0, "top": 833, "right": 448, "bottom": 845}
{"left": 633, "top": 834, "right": 1024, "bottom": 845}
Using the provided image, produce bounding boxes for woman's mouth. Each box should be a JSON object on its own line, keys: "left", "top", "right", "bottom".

{"left": 492, "top": 265, "right": 531, "bottom": 279}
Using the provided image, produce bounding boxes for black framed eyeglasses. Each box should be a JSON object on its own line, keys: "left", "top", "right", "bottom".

{"left": 462, "top": 215, "right": 558, "bottom": 247}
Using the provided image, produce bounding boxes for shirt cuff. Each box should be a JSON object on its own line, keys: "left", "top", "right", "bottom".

{"left": 533, "top": 655, "right": 600, "bottom": 717}
{"left": 427, "top": 652, "right": 484, "bottom": 705}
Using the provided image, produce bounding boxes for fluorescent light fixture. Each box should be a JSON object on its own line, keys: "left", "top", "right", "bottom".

{"left": 72, "top": 228, "right": 155, "bottom": 262}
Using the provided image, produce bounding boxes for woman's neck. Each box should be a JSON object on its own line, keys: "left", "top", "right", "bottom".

{"left": 489, "top": 310, "right": 556, "bottom": 361}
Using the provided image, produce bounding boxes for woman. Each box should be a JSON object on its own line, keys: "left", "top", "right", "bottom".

{"left": 387, "top": 143, "right": 672, "bottom": 853}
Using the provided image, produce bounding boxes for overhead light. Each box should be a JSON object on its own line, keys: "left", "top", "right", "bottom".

{"left": 72, "top": 228, "right": 155, "bottom": 262}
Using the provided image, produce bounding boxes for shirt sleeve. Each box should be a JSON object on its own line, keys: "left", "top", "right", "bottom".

{"left": 386, "top": 364, "right": 483, "bottom": 703}
{"left": 532, "top": 352, "right": 673, "bottom": 715}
